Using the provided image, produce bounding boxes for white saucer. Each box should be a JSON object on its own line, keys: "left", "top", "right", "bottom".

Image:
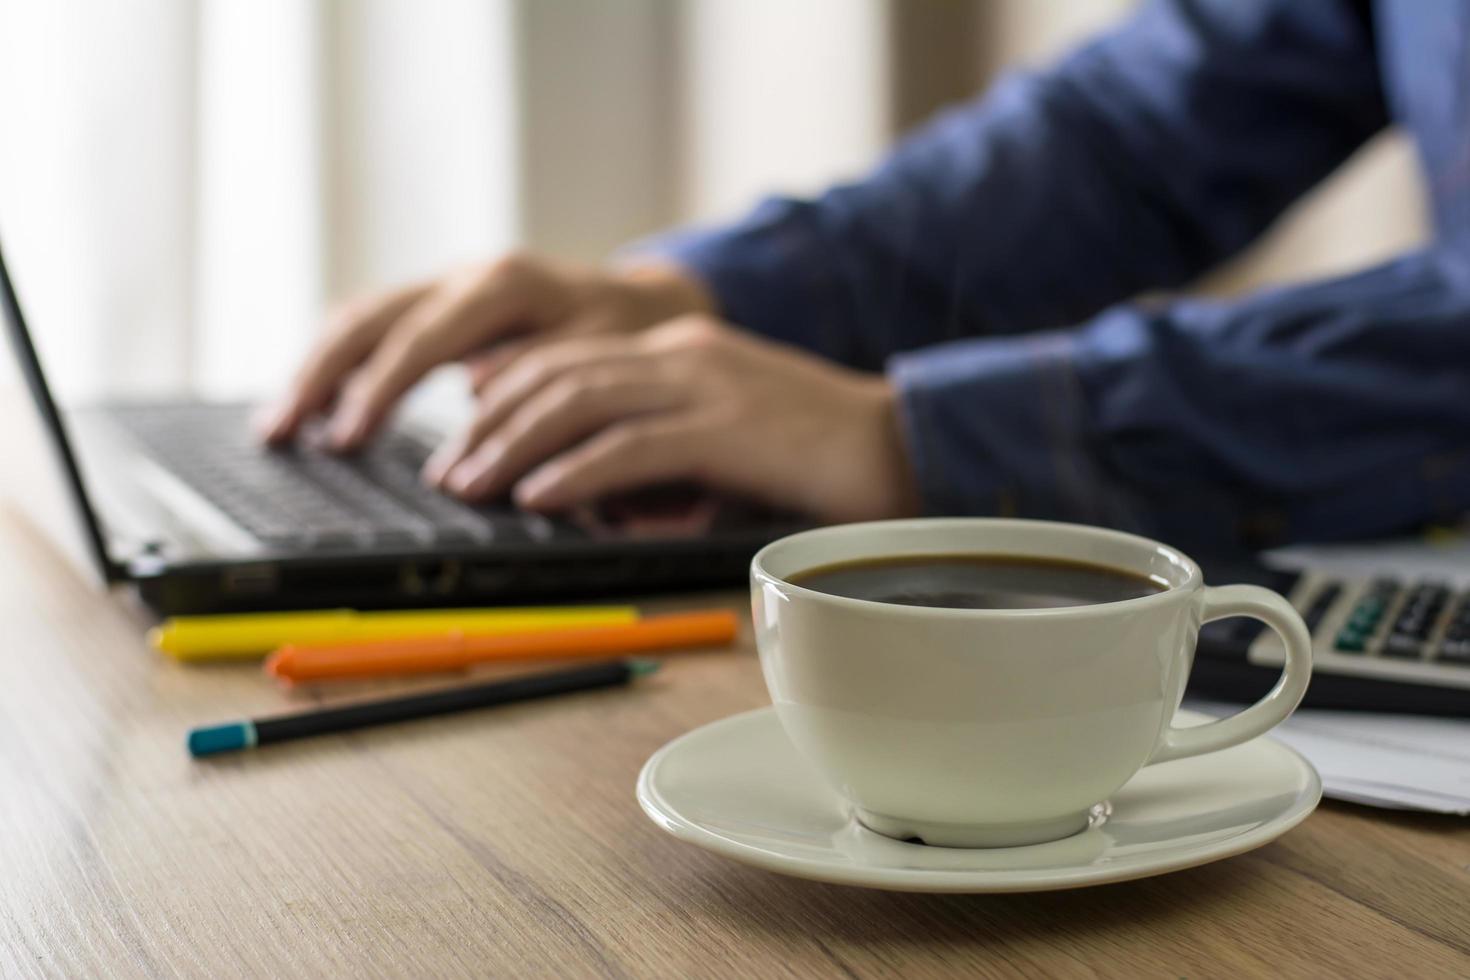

{"left": 637, "top": 707, "right": 1321, "bottom": 893}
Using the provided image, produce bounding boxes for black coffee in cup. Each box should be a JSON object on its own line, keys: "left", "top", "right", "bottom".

{"left": 789, "top": 554, "right": 1164, "bottom": 610}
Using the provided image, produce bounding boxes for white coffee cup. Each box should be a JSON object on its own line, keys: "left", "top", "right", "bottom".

{"left": 750, "top": 518, "right": 1312, "bottom": 848}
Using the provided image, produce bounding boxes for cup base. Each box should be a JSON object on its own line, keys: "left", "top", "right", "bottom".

{"left": 854, "top": 807, "right": 1094, "bottom": 849}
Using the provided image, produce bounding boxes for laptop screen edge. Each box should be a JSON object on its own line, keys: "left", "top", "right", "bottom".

{"left": 0, "top": 232, "right": 124, "bottom": 583}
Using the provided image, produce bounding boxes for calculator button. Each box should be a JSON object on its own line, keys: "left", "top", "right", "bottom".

{"left": 1391, "top": 588, "right": 1443, "bottom": 638}
{"left": 1347, "top": 611, "right": 1377, "bottom": 632}
{"left": 1334, "top": 628, "right": 1367, "bottom": 653}
{"left": 1381, "top": 633, "right": 1425, "bottom": 659}
{"left": 1355, "top": 595, "right": 1386, "bottom": 616}
{"left": 1438, "top": 638, "right": 1470, "bottom": 664}
{"left": 1390, "top": 614, "right": 1424, "bottom": 637}
{"left": 1347, "top": 596, "right": 1385, "bottom": 632}
{"left": 1302, "top": 583, "right": 1342, "bottom": 632}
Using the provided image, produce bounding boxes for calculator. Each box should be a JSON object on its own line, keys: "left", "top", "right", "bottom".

{"left": 1191, "top": 562, "right": 1470, "bottom": 715}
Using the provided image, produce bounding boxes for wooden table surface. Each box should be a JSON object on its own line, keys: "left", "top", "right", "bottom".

{"left": 0, "top": 508, "right": 1467, "bottom": 978}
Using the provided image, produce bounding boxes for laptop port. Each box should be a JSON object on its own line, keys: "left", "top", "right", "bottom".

{"left": 222, "top": 563, "right": 279, "bottom": 595}
{"left": 432, "top": 560, "right": 462, "bottom": 594}
{"left": 398, "top": 560, "right": 464, "bottom": 596}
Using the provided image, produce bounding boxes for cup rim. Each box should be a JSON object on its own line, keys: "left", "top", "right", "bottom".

{"left": 750, "top": 517, "right": 1201, "bottom": 620}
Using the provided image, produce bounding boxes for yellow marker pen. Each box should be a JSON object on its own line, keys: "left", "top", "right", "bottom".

{"left": 149, "top": 606, "right": 640, "bottom": 661}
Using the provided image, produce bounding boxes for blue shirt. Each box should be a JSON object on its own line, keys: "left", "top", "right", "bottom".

{"left": 645, "top": 0, "right": 1470, "bottom": 555}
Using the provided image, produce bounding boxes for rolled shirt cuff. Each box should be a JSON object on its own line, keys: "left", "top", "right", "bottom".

{"left": 889, "top": 329, "right": 1147, "bottom": 533}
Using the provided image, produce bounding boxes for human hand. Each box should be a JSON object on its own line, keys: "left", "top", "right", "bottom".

{"left": 257, "top": 255, "right": 712, "bottom": 450}
{"left": 423, "top": 316, "right": 920, "bottom": 523}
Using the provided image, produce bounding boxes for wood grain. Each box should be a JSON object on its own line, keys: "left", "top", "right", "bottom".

{"left": 0, "top": 506, "right": 1466, "bottom": 978}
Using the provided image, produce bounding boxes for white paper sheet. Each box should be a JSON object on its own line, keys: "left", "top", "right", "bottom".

{"left": 1184, "top": 699, "right": 1470, "bottom": 815}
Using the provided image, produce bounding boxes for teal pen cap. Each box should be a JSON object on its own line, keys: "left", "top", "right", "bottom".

{"left": 188, "top": 720, "right": 258, "bottom": 757}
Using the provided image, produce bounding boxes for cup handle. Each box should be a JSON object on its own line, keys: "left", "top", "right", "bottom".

{"left": 1149, "top": 584, "right": 1313, "bottom": 765}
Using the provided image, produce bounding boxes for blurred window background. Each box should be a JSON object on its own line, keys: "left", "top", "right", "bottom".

{"left": 0, "top": 0, "right": 1426, "bottom": 403}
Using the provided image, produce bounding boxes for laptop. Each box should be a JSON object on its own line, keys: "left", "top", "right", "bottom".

{"left": 0, "top": 234, "right": 798, "bottom": 616}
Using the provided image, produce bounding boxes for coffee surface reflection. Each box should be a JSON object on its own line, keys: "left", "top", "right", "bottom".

{"left": 789, "top": 554, "right": 1165, "bottom": 609}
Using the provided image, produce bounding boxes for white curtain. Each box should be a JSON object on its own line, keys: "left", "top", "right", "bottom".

{"left": 0, "top": 0, "right": 520, "bottom": 404}
{"left": 0, "top": 0, "right": 893, "bottom": 408}
{"left": 0, "top": 0, "right": 198, "bottom": 399}
{"left": 679, "top": 0, "right": 888, "bottom": 223}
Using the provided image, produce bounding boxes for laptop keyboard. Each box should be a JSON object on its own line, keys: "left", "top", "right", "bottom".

{"left": 110, "top": 403, "right": 568, "bottom": 551}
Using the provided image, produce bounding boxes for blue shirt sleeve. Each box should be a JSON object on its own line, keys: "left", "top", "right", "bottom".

{"left": 632, "top": 0, "right": 1422, "bottom": 551}
{"left": 894, "top": 253, "right": 1470, "bottom": 555}
{"left": 641, "top": 0, "right": 1386, "bottom": 370}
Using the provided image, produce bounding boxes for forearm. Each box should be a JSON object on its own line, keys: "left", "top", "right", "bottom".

{"left": 892, "top": 252, "right": 1470, "bottom": 555}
